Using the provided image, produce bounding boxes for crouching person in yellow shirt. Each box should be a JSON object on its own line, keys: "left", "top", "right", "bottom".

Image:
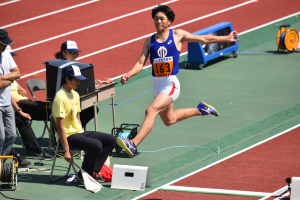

{"left": 52, "top": 65, "right": 116, "bottom": 183}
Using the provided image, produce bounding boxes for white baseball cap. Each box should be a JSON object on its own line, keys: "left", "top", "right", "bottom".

{"left": 61, "top": 40, "right": 81, "bottom": 52}
{"left": 62, "top": 65, "right": 86, "bottom": 80}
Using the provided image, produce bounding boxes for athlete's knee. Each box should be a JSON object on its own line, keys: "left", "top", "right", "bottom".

{"left": 145, "top": 106, "right": 158, "bottom": 116}
{"left": 161, "top": 117, "right": 176, "bottom": 126}
{"left": 163, "top": 121, "right": 171, "bottom": 126}
{"left": 163, "top": 120, "right": 175, "bottom": 127}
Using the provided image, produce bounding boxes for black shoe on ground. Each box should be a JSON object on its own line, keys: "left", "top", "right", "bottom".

{"left": 93, "top": 171, "right": 105, "bottom": 183}
{"left": 16, "top": 154, "right": 31, "bottom": 168}
{"left": 77, "top": 171, "right": 105, "bottom": 183}
{"left": 32, "top": 148, "right": 54, "bottom": 161}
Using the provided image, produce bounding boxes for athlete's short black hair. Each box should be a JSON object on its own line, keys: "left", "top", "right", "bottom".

{"left": 152, "top": 4, "right": 175, "bottom": 23}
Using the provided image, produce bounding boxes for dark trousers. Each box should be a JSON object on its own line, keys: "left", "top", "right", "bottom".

{"left": 10, "top": 147, "right": 19, "bottom": 157}
{"left": 17, "top": 101, "right": 99, "bottom": 154}
{"left": 19, "top": 101, "right": 51, "bottom": 121}
{"left": 20, "top": 101, "right": 98, "bottom": 128}
{"left": 15, "top": 114, "right": 41, "bottom": 154}
{"left": 67, "top": 131, "right": 116, "bottom": 176}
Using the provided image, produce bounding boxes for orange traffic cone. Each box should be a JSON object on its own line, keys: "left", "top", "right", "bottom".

{"left": 99, "top": 157, "right": 113, "bottom": 182}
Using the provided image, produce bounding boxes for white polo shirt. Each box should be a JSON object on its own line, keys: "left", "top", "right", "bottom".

{"left": 0, "top": 51, "right": 17, "bottom": 106}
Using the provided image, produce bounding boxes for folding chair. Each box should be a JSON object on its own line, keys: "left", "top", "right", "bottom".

{"left": 49, "top": 114, "right": 82, "bottom": 183}
{"left": 26, "top": 79, "right": 50, "bottom": 139}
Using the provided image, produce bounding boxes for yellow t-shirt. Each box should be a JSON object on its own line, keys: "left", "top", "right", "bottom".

{"left": 52, "top": 87, "right": 83, "bottom": 137}
{"left": 11, "top": 81, "right": 29, "bottom": 100}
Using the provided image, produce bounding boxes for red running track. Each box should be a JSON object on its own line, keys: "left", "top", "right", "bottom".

{"left": 140, "top": 125, "right": 300, "bottom": 200}
{"left": 1, "top": 0, "right": 300, "bottom": 101}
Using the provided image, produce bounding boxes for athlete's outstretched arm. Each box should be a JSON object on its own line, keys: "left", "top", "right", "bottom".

{"left": 176, "top": 29, "right": 239, "bottom": 44}
{"left": 121, "top": 38, "right": 150, "bottom": 87}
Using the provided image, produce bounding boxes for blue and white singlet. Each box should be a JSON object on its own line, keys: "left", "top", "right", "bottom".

{"left": 150, "top": 29, "right": 180, "bottom": 77}
{"left": 150, "top": 29, "right": 181, "bottom": 102}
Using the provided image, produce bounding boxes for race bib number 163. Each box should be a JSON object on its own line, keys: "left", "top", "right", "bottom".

{"left": 153, "top": 56, "right": 173, "bottom": 77}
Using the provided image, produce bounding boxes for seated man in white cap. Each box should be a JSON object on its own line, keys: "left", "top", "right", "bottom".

{"left": 53, "top": 65, "right": 116, "bottom": 183}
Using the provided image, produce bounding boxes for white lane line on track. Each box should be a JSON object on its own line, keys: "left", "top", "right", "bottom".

{"left": 172, "top": 0, "right": 258, "bottom": 29}
{"left": 0, "top": 0, "right": 20, "bottom": 7}
{"left": 76, "top": 0, "right": 258, "bottom": 60}
{"left": 1, "top": 0, "right": 100, "bottom": 29}
{"left": 13, "top": 0, "right": 179, "bottom": 52}
{"left": 19, "top": 9, "right": 300, "bottom": 79}
{"left": 59, "top": 10, "right": 300, "bottom": 82}
{"left": 259, "top": 186, "right": 289, "bottom": 200}
{"left": 19, "top": 0, "right": 255, "bottom": 79}
{"left": 159, "top": 186, "right": 272, "bottom": 197}
{"left": 241, "top": 11, "right": 300, "bottom": 35}
{"left": 132, "top": 124, "right": 300, "bottom": 200}
{"left": 20, "top": 69, "right": 48, "bottom": 79}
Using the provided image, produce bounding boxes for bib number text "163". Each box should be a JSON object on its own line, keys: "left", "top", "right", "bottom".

{"left": 153, "top": 56, "right": 173, "bottom": 77}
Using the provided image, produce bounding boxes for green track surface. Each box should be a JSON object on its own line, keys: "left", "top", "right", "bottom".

{"left": 2, "top": 15, "right": 300, "bottom": 200}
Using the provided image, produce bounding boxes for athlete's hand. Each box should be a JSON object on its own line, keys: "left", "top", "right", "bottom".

{"left": 121, "top": 75, "right": 129, "bottom": 87}
{"left": 228, "top": 31, "right": 239, "bottom": 42}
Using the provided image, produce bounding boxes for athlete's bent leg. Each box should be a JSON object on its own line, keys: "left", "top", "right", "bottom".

{"left": 131, "top": 92, "right": 173, "bottom": 147}
{"left": 159, "top": 103, "right": 199, "bottom": 126}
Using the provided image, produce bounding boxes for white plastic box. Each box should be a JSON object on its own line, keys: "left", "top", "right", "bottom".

{"left": 111, "top": 164, "right": 151, "bottom": 191}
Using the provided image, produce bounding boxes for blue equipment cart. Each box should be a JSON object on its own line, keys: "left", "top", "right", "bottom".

{"left": 185, "top": 22, "right": 239, "bottom": 69}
